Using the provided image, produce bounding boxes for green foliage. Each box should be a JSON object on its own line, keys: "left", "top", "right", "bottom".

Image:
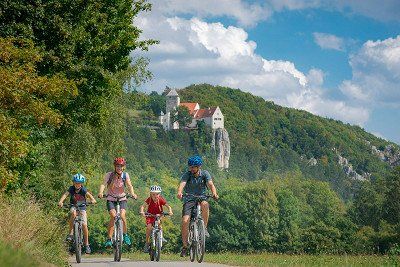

{"left": 171, "top": 105, "right": 192, "bottom": 127}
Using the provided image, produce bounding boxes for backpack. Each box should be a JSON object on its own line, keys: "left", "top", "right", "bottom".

{"left": 107, "top": 172, "right": 127, "bottom": 187}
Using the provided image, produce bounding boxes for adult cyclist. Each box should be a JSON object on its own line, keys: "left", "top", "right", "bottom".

{"left": 98, "top": 157, "right": 138, "bottom": 248}
{"left": 177, "top": 155, "right": 219, "bottom": 257}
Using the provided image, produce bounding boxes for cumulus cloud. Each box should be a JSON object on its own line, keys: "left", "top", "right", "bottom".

{"left": 313, "top": 32, "right": 345, "bottom": 51}
{"left": 340, "top": 35, "right": 400, "bottom": 106}
{"left": 135, "top": 10, "right": 369, "bottom": 125}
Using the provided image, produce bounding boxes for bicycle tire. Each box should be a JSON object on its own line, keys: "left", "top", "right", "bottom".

{"left": 155, "top": 231, "right": 161, "bottom": 262}
{"left": 149, "top": 231, "right": 155, "bottom": 262}
{"left": 114, "top": 219, "right": 122, "bottom": 262}
{"left": 189, "top": 223, "right": 196, "bottom": 262}
{"left": 74, "top": 222, "right": 82, "bottom": 263}
{"left": 196, "top": 219, "right": 206, "bottom": 263}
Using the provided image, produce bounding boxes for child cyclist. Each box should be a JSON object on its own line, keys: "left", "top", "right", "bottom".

{"left": 98, "top": 157, "right": 138, "bottom": 248}
{"left": 140, "top": 185, "right": 173, "bottom": 253}
{"left": 58, "top": 173, "right": 96, "bottom": 254}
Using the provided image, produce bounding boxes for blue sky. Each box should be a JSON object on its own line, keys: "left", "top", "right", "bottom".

{"left": 135, "top": 0, "right": 400, "bottom": 144}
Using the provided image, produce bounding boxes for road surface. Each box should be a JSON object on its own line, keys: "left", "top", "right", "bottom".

{"left": 69, "top": 257, "right": 233, "bottom": 267}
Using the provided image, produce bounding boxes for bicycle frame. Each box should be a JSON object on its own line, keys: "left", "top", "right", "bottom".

{"left": 145, "top": 212, "right": 169, "bottom": 262}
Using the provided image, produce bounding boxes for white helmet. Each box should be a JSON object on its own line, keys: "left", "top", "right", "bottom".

{"left": 150, "top": 185, "right": 162, "bottom": 193}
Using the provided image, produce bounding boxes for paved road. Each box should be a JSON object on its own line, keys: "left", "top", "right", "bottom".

{"left": 69, "top": 257, "right": 232, "bottom": 267}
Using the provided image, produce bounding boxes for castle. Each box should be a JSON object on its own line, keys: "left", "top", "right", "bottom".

{"left": 159, "top": 88, "right": 224, "bottom": 131}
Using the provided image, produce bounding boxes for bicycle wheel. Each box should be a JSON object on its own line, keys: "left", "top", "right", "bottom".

{"left": 155, "top": 231, "right": 161, "bottom": 262}
{"left": 196, "top": 219, "right": 206, "bottom": 263}
{"left": 74, "top": 222, "right": 82, "bottom": 263}
{"left": 189, "top": 223, "right": 196, "bottom": 262}
{"left": 114, "top": 219, "right": 123, "bottom": 262}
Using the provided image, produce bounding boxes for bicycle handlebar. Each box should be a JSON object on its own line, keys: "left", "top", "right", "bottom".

{"left": 142, "top": 212, "right": 170, "bottom": 217}
{"left": 99, "top": 194, "right": 135, "bottom": 200}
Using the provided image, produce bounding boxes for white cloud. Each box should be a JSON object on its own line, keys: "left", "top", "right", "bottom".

{"left": 313, "top": 32, "right": 345, "bottom": 51}
{"left": 135, "top": 11, "right": 369, "bottom": 126}
{"left": 340, "top": 35, "right": 400, "bottom": 106}
{"left": 149, "top": 0, "right": 271, "bottom": 27}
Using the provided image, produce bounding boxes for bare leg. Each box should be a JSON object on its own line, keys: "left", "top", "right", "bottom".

{"left": 200, "top": 201, "right": 210, "bottom": 228}
{"left": 146, "top": 223, "right": 152, "bottom": 244}
{"left": 83, "top": 224, "right": 89, "bottom": 245}
{"left": 181, "top": 215, "right": 190, "bottom": 247}
{"left": 121, "top": 209, "right": 127, "bottom": 234}
{"left": 108, "top": 210, "right": 116, "bottom": 239}
{"left": 69, "top": 211, "right": 77, "bottom": 235}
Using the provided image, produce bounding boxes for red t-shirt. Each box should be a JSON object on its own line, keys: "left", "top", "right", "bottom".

{"left": 145, "top": 196, "right": 167, "bottom": 214}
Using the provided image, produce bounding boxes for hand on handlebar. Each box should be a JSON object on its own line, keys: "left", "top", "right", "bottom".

{"left": 98, "top": 193, "right": 104, "bottom": 199}
{"left": 58, "top": 202, "right": 63, "bottom": 208}
{"left": 177, "top": 192, "right": 183, "bottom": 200}
{"left": 212, "top": 193, "right": 219, "bottom": 200}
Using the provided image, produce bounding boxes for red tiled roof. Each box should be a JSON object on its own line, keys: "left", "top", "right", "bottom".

{"left": 180, "top": 102, "right": 198, "bottom": 115}
{"left": 194, "top": 107, "right": 217, "bottom": 119}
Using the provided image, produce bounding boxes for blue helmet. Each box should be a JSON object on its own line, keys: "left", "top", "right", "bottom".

{"left": 72, "top": 173, "right": 86, "bottom": 183}
{"left": 188, "top": 155, "right": 203, "bottom": 167}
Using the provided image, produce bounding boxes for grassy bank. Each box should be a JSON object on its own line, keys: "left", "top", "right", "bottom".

{"left": 0, "top": 194, "right": 68, "bottom": 266}
{"left": 123, "top": 252, "right": 398, "bottom": 266}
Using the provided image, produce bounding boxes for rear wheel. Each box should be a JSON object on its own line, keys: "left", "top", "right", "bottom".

{"left": 196, "top": 219, "right": 206, "bottom": 263}
{"left": 74, "top": 222, "right": 82, "bottom": 263}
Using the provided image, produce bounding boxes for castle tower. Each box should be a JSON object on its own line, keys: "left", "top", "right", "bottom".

{"left": 166, "top": 89, "right": 180, "bottom": 114}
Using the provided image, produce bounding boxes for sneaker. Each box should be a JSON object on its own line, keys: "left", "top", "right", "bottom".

{"left": 104, "top": 239, "right": 113, "bottom": 248}
{"left": 65, "top": 234, "right": 74, "bottom": 242}
{"left": 123, "top": 234, "right": 132, "bottom": 246}
{"left": 85, "top": 245, "right": 91, "bottom": 254}
{"left": 143, "top": 243, "right": 150, "bottom": 253}
{"left": 180, "top": 247, "right": 188, "bottom": 257}
{"left": 204, "top": 229, "right": 210, "bottom": 238}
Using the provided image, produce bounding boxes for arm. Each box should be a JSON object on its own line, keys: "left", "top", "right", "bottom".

{"left": 86, "top": 191, "right": 97, "bottom": 204}
{"left": 98, "top": 173, "right": 108, "bottom": 198}
{"left": 58, "top": 191, "right": 69, "bottom": 207}
{"left": 140, "top": 202, "right": 149, "bottom": 217}
{"left": 177, "top": 181, "right": 187, "bottom": 199}
{"left": 207, "top": 180, "right": 219, "bottom": 200}
{"left": 165, "top": 204, "right": 173, "bottom": 215}
{"left": 125, "top": 178, "right": 137, "bottom": 199}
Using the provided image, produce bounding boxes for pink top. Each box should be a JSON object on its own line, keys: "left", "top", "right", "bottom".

{"left": 103, "top": 171, "right": 131, "bottom": 201}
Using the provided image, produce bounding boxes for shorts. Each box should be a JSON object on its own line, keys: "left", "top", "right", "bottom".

{"left": 182, "top": 200, "right": 200, "bottom": 218}
{"left": 107, "top": 200, "right": 127, "bottom": 211}
{"left": 146, "top": 217, "right": 157, "bottom": 225}
{"left": 70, "top": 207, "right": 87, "bottom": 225}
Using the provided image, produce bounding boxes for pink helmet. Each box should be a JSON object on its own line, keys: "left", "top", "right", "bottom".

{"left": 114, "top": 157, "right": 126, "bottom": 166}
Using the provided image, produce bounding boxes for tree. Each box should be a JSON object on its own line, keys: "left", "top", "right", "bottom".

{"left": 0, "top": 37, "right": 77, "bottom": 190}
{"left": 171, "top": 106, "right": 192, "bottom": 127}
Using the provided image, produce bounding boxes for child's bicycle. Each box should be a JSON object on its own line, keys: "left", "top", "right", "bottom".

{"left": 144, "top": 212, "right": 170, "bottom": 262}
{"left": 100, "top": 194, "right": 133, "bottom": 262}
{"left": 63, "top": 202, "right": 93, "bottom": 263}
{"left": 185, "top": 193, "right": 213, "bottom": 263}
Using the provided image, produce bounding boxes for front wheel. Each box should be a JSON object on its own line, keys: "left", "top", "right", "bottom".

{"left": 155, "top": 231, "right": 161, "bottom": 262}
{"left": 196, "top": 219, "right": 206, "bottom": 263}
{"left": 74, "top": 222, "right": 82, "bottom": 263}
{"left": 114, "top": 219, "right": 123, "bottom": 262}
{"left": 189, "top": 223, "right": 196, "bottom": 262}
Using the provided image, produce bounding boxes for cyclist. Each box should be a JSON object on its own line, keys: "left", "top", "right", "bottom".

{"left": 140, "top": 185, "right": 173, "bottom": 253}
{"left": 177, "top": 155, "right": 219, "bottom": 257}
{"left": 58, "top": 173, "right": 97, "bottom": 254}
{"left": 98, "top": 157, "right": 138, "bottom": 248}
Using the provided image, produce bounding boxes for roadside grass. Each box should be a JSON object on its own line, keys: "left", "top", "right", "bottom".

{"left": 0, "top": 194, "right": 68, "bottom": 266}
{"left": 0, "top": 240, "right": 42, "bottom": 267}
{"left": 88, "top": 251, "right": 399, "bottom": 266}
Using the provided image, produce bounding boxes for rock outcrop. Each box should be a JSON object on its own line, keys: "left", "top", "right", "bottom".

{"left": 371, "top": 144, "right": 400, "bottom": 167}
{"left": 212, "top": 128, "right": 230, "bottom": 169}
{"left": 333, "top": 148, "right": 370, "bottom": 181}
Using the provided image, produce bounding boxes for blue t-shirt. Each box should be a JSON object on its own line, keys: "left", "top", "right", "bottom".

{"left": 180, "top": 170, "right": 212, "bottom": 202}
{"left": 68, "top": 186, "right": 87, "bottom": 210}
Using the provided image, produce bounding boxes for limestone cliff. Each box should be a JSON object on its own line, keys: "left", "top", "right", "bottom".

{"left": 212, "top": 128, "right": 230, "bottom": 169}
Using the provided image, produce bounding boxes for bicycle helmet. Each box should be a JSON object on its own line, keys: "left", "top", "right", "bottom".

{"left": 72, "top": 173, "right": 86, "bottom": 183}
{"left": 150, "top": 185, "right": 162, "bottom": 193}
{"left": 188, "top": 155, "right": 203, "bottom": 166}
{"left": 114, "top": 157, "right": 126, "bottom": 166}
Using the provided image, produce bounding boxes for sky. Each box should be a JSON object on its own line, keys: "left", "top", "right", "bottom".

{"left": 134, "top": 0, "right": 400, "bottom": 144}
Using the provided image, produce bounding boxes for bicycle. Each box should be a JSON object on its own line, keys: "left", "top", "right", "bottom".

{"left": 100, "top": 194, "right": 133, "bottom": 262}
{"left": 143, "top": 212, "right": 170, "bottom": 262}
{"left": 184, "top": 194, "right": 212, "bottom": 263}
{"left": 63, "top": 202, "right": 93, "bottom": 263}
